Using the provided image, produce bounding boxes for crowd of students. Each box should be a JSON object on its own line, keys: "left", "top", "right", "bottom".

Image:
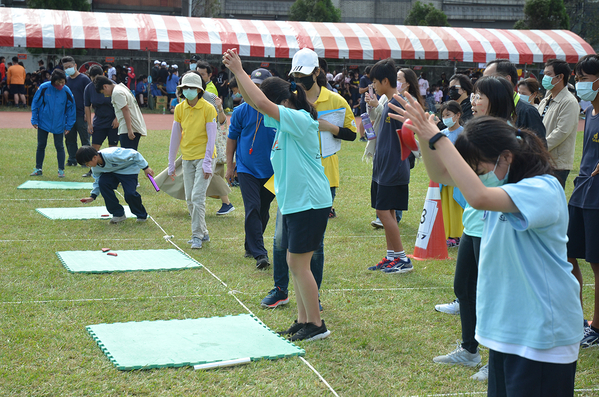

{"left": 20, "top": 49, "right": 599, "bottom": 396}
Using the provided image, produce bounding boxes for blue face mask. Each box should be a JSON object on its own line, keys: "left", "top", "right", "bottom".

{"left": 442, "top": 116, "right": 455, "bottom": 128}
{"left": 65, "top": 67, "right": 76, "bottom": 76}
{"left": 190, "top": 63, "right": 197, "bottom": 71}
{"left": 519, "top": 94, "right": 530, "bottom": 104}
{"left": 576, "top": 78, "right": 599, "bottom": 101}
{"left": 233, "top": 92, "right": 242, "bottom": 99}
{"left": 542, "top": 74, "right": 556, "bottom": 90}
{"left": 182, "top": 88, "right": 198, "bottom": 101}
{"left": 478, "top": 156, "right": 509, "bottom": 187}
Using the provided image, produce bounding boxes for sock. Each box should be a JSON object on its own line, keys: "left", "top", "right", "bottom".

{"left": 386, "top": 250, "right": 394, "bottom": 261}
{"left": 591, "top": 325, "right": 599, "bottom": 334}
{"left": 394, "top": 251, "right": 408, "bottom": 261}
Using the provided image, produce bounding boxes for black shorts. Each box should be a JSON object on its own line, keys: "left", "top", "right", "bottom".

{"left": 10, "top": 84, "right": 25, "bottom": 95}
{"left": 567, "top": 205, "right": 599, "bottom": 263}
{"left": 371, "top": 181, "right": 409, "bottom": 211}
{"left": 281, "top": 207, "right": 330, "bottom": 254}
{"left": 91, "top": 127, "right": 119, "bottom": 146}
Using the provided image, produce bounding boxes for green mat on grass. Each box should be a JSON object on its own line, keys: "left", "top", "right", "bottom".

{"left": 36, "top": 206, "right": 135, "bottom": 220}
{"left": 86, "top": 314, "right": 305, "bottom": 370}
{"left": 18, "top": 180, "right": 94, "bottom": 189}
{"left": 56, "top": 249, "right": 201, "bottom": 273}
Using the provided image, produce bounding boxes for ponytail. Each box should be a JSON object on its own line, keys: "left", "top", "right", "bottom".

{"left": 260, "top": 77, "right": 318, "bottom": 120}
{"left": 455, "top": 116, "right": 554, "bottom": 183}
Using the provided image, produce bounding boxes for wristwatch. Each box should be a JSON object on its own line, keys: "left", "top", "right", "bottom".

{"left": 429, "top": 132, "right": 447, "bottom": 150}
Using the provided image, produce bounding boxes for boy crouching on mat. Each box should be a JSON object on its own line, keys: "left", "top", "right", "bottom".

{"left": 77, "top": 146, "right": 153, "bottom": 224}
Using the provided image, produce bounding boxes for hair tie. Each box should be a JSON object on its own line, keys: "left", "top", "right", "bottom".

{"left": 516, "top": 129, "right": 523, "bottom": 140}
{"left": 290, "top": 81, "right": 297, "bottom": 92}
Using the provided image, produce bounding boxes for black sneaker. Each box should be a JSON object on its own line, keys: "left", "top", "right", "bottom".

{"left": 256, "top": 255, "right": 270, "bottom": 270}
{"left": 82, "top": 170, "right": 92, "bottom": 177}
{"left": 278, "top": 320, "right": 305, "bottom": 337}
{"left": 66, "top": 161, "right": 78, "bottom": 167}
{"left": 244, "top": 250, "right": 252, "bottom": 258}
{"left": 290, "top": 320, "right": 330, "bottom": 341}
{"left": 261, "top": 287, "right": 289, "bottom": 308}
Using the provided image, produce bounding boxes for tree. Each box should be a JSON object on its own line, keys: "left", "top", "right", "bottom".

{"left": 514, "top": 0, "right": 569, "bottom": 29}
{"left": 288, "top": 0, "right": 341, "bottom": 23}
{"left": 564, "top": 0, "right": 599, "bottom": 46}
{"left": 28, "top": 0, "right": 90, "bottom": 11}
{"left": 404, "top": 2, "right": 450, "bottom": 27}
{"left": 193, "top": 0, "right": 221, "bottom": 18}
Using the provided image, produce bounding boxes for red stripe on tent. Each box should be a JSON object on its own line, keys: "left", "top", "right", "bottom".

{"left": 188, "top": 17, "right": 215, "bottom": 55}
{"left": 357, "top": 24, "right": 390, "bottom": 61}
{"left": 332, "top": 23, "right": 361, "bottom": 60}
{"left": 523, "top": 30, "right": 558, "bottom": 62}
{"left": 310, "top": 22, "right": 340, "bottom": 59}
{"left": 105, "top": 13, "right": 126, "bottom": 50}
{"left": 408, "top": 26, "right": 439, "bottom": 60}
{"left": 23, "top": 10, "right": 44, "bottom": 49}
{"left": 219, "top": 19, "right": 242, "bottom": 55}
{"left": 384, "top": 25, "right": 416, "bottom": 60}
{"left": 83, "top": 14, "right": 102, "bottom": 50}
{"left": 286, "top": 22, "right": 316, "bottom": 54}
{"left": 453, "top": 28, "right": 487, "bottom": 63}
{"left": 160, "top": 15, "right": 184, "bottom": 53}
{"left": 263, "top": 21, "right": 290, "bottom": 59}
{"left": 238, "top": 19, "right": 266, "bottom": 58}
{"left": 434, "top": 28, "right": 463, "bottom": 62}
{"left": 542, "top": 30, "right": 581, "bottom": 64}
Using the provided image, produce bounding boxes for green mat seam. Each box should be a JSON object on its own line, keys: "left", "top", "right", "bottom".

{"left": 86, "top": 314, "right": 305, "bottom": 370}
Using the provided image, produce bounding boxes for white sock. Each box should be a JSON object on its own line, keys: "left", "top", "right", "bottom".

{"left": 386, "top": 250, "right": 394, "bottom": 261}
{"left": 395, "top": 251, "right": 408, "bottom": 261}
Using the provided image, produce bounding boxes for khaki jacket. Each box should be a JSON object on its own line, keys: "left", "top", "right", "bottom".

{"left": 538, "top": 86, "right": 580, "bottom": 170}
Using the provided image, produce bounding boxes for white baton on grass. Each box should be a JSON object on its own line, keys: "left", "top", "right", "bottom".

{"left": 193, "top": 357, "right": 251, "bottom": 370}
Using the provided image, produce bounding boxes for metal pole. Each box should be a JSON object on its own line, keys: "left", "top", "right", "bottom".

{"left": 189, "top": 0, "right": 192, "bottom": 17}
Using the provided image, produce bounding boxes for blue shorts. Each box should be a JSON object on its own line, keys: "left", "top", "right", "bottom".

{"left": 281, "top": 208, "right": 330, "bottom": 254}
{"left": 91, "top": 127, "right": 119, "bottom": 146}
{"left": 567, "top": 205, "right": 599, "bottom": 263}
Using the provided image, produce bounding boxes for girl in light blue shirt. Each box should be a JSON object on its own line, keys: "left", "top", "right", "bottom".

{"left": 392, "top": 94, "right": 583, "bottom": 397}
{"left": 223, "top": 49, "right": 332, "bottom": 342}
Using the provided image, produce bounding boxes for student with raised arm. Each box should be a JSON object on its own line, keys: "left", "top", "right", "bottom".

{"left": 391, "top": 92, "right": 583, "bottom": 397}
{"left": 223, "top": 49, "right": 332, "bottom": 341}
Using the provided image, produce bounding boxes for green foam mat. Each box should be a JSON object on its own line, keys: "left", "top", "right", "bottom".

{"left": 56, "top": 249, "right": 201, "bottom": 273}
{"left": 86, "top": 314, "right": 305, "bottom": 370}
{"left": 18, "top": 180, "right": 94, "bottom": 189}
{"left": 36, "top": 206, "right": 135, "bottom": 220}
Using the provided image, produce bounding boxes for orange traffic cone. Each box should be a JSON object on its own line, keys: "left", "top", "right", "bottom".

{"left": 410, "top": 180, "right": 449, "bottom": 260}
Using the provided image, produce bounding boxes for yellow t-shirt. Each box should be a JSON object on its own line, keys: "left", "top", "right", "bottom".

{"left": 314, "top": 87, "right": 356, "bottom": 187}
{"left": 174, "top": 97, "right": 217, "bottom": 161}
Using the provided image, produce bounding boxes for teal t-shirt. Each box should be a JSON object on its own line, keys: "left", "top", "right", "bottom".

{"left": 476, "top": 174, "right": 583, "bottom": 349}
{"left": 265, "top": 106, "right": 332, "bottom": 215}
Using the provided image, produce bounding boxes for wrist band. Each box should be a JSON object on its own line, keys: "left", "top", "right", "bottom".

{"left": 429, "top": 132, "right": 447, "bottom": 150}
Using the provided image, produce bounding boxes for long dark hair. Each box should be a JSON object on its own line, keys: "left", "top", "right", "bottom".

{"left": 455, "top": 116, "right": 554, "bottom": 184}
{"left": 400, "top": 68, "right": 425, "bottom": 109}
{"left": 474, "top": 76, "right": 515, "bottom": 122}
{"left": 260, "top": 77, "right": 318, "bottom": 120}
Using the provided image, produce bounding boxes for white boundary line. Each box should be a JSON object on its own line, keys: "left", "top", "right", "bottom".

{"left": 116, "top": 191, "right": 340, "bottom": 396}
{"left": 408, "top": 389, "right": 599, "bottom": 397}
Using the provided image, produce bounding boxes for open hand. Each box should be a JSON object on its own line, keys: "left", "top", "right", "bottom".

{"left": 388, "top": 92, "right": 440, "bottom": 142}
{"left": 222, "top": 49, "right": 242, "bottom": 75}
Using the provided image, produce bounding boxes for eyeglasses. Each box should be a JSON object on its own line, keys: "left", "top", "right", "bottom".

{"left": 470, "top": 93, "right": 481, "bottom": 103}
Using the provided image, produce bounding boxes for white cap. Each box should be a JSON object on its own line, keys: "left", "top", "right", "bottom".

{"left": 172, "top": 64, "right": 178, "bottom": 69}
{"left": 289, "top": 48, "right": 318, "bottom": 76}
{"left": 161, "top": 61, "right": 167, "bottom": 66}
{"left": 154, "top": 60, "right": 160, "bottom": 64}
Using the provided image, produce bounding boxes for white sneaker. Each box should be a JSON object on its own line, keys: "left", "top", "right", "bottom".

{"left": 109, "top": 215, "right": 127, "bottom": 224}
{"left": 435, "top": 299, "right": 460, "bottom": 315}
{"left": 190, "top": 237, "right": 202, "bottom": 249}
{"left": 433, "top": 342, "right": 481, "bottom": 367}
{"left": 471, "top": 363, "right": 489, "bottom": 381}
{"left": 371, "top": 218, "right": 384, "bottom": 228}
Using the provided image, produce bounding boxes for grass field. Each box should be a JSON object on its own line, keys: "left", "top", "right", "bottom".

{"left": 0, "top": 124, "right": 598, "bottom": 396}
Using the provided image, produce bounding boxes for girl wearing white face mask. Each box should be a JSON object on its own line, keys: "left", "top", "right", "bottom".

{"left": 393, "top": 93, "right": 583, "bottom": 396}
{"left": 168, "top": 71, "right": 218, "bottom": 249}
{"left": 438, "top": 100, "right": 464, "bottom": 248}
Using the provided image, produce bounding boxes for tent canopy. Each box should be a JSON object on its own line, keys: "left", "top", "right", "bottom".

{"left": 0, "top": 8, "right": 594, "bottom": 64}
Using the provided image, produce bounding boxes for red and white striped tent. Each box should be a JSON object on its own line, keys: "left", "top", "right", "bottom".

{"left": 0, "top": 8, "right": 594, "bottom": 64}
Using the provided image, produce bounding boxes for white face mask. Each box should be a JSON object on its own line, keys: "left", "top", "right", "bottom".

{"left": 576, "top": 78, "right": 599, "bottom": 102}
{"left": 182, "top": 88, "right": 198, "bottom": 101}
{"left": 478, "top": 156, "right": 509, "bottom": 187}
{"left": 442, "top": 116, "right": 456, "bottom": 128}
